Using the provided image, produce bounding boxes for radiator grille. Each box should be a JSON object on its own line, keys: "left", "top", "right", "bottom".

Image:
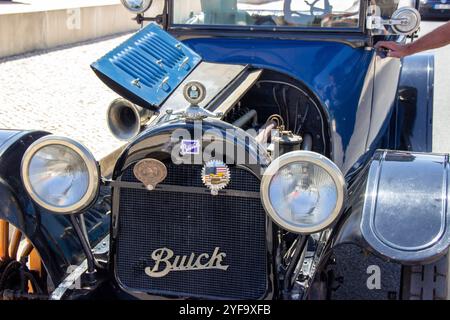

{"left": 115, "top": 163, "right": 268, "bottom": 299}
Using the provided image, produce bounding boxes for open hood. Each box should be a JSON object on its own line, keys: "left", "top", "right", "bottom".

{"left": 91, "top": 24, "right": 202, "bottom": 110}
{"left": 91, "top": 23, "right": 262, "bottom": 117}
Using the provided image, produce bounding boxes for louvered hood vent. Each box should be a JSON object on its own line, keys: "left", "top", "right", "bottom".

{"left": 91, "top": 24, "right": 202, "bottom": 110}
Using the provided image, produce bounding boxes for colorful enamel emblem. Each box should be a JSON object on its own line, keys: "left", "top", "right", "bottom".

{"left": 201, "top": 160, "right": 231, "bottom": 196}
{"left": 133, "top": 159, "right": 167, "bottom": 191}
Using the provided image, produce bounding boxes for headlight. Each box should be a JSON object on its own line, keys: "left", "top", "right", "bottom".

{"left": 261, "top": 151, "right": 345, "bottom": 234}
{"left": 21, "top": 136, "right": 99, "bottom": 214}
{"left": 121, "top": 0, "right": 153, "bottom": 14}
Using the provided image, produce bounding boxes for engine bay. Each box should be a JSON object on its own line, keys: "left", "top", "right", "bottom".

{"left": 222, "top": 70, "right": 330, "bottom": 157}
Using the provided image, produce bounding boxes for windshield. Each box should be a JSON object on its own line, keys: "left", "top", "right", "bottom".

{"left": 172, "top": 0, "right": 361, "bottom": 29}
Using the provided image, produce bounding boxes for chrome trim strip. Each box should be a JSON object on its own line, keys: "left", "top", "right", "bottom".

{"left": 110, "top": 180, "right": 261, "bottom": 199}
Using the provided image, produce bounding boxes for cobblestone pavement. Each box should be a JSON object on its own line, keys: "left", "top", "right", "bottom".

{"left": 0, "top": 33, "right": 130, "bottom": 159}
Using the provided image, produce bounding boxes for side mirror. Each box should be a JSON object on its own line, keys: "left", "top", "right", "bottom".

{"left": 391, "top": 7, "right": 421, "bottom": 35}
{"left": 366, "top": 7, "right": 421, "bottom": 36}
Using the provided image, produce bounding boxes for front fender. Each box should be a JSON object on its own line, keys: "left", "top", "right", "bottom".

{"left": 392, "top": 54, "right": 434, "bottom": 152}
{"left": 0, "top": 130, "right": 110, "bottom": 287}
{"left": 0, "top": 178, "right": 71, "bottom": 285}
{"left": 334, "top": 150, "right": 449, "bottom": 265}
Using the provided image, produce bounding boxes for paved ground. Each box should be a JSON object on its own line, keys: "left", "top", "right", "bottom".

{"left": 0, "top": 20, "right": 448, "bottom": 300}
{"left": 421, "top": 21, "right": 450, "bottom": 153}
{"left": 0, "top": 33, "right": 129, "bottom": 159}
{"left": 0, "top": 0, "right": 120, "bottom": 14}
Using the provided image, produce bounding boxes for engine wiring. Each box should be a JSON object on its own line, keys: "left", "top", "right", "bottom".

{"left": 257, "top": 80, "right": 327, "bottom": 154}
{"left": 282, "top": 86, "right": 290, "bottom": 126}
{"left": 272, "top": 86, "right": 284, "bottom": 125}
{"left": 296, "top": 102, "right": 310, "bottom": 135}
{"left": 267, "top": 114, "right": 285, "bottom": 128}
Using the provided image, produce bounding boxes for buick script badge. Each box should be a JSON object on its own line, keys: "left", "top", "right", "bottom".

{"left": 201, "top": 160, "right": 230, "bottom": 196}
{"left": 133, "top": 159, "right": 167, "bottom": 191}
{"left": 145, "top": 247, "right": 229, "bottom": 278}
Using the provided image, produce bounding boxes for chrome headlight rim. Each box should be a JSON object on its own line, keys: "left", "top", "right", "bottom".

{"left": 261, "top": 151, "right": 346, "bottom": 234}
{"left": 21, "top": 135, "right": 100, "bottom": 215}
{"left": 120, "top": 0, "right": 153, "bottom": 14}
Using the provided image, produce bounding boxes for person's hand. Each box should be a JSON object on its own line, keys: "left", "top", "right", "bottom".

{"left": 374, "top": 41, "right": 412, "bottom": 58}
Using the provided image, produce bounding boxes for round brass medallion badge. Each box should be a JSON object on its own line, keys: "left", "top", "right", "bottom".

{"left": 133, "top": 159, "right": 168, "bottom": 191}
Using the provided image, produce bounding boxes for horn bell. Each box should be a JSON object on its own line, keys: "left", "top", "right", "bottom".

{"left": 107, "top": 98, "right": 154, "bottom": 141}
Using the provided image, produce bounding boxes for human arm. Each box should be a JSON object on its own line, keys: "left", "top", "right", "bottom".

{"left": 375, "top": 21, "right": 450, "bottom": 58}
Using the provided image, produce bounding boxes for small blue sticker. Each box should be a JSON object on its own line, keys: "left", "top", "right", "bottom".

{"left": 181, "top": 140, "right": 200, "bottom": 155}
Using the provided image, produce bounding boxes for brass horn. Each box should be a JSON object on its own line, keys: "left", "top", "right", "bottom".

{"left": 107, "top": 98, "right": 154, "bottom": 141}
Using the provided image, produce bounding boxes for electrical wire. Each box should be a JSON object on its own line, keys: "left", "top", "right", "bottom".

{"left": 258, "top": 80, "right": 327, "bottom": 153}
{"left": 297, "top": 103, "right": 310, "bottom": 135}
{"left": 282, "top": 86, "right": 290, "bottom": 129}
{"left": 272, "top": 86, "right": 283, "bottom": 122}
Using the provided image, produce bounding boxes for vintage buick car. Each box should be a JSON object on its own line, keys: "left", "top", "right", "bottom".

{"left": 0, "top": 0, "right": 446, "bottom": 300}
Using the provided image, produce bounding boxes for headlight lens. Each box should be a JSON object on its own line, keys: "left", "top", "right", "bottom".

{"left": 261, "top": 151, "right": 345, "bottom": 234}
{"left": 121, "top": 0, "right": 153, "bottom": 14}
{"left": 21, "top": 136, "right": 99, "bottom": 214}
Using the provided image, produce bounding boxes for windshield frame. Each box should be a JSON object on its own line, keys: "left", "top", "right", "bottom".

{"left": 167, "top": 0, "right": 367, "bottom": 34}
